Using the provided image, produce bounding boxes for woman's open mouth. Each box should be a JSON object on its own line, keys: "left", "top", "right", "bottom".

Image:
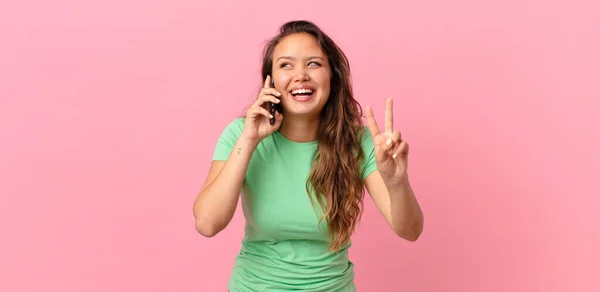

{"left": 289, "top": 88, "right": 315, "bottom": 102}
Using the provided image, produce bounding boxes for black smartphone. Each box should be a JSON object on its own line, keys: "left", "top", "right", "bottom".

{"left": 269, "top": 78, "right": 279, "bottom": 125}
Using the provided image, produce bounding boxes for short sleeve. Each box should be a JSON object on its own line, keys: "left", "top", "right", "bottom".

{"left": 212, "top": 118, "right": 245, "bottom": 161}
{"left": 361, "top": 127, "right": 378, "bottom": 180}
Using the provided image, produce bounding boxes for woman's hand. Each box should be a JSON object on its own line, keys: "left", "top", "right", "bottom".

{"left": 241, "top": 75, "right": 283, "bottom": 142}
{"left": 366, "top": 97, "right": 410, "bottom": 186}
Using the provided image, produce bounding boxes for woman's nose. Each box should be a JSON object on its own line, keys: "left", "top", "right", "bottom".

{"left": 292, "top": 69, "right": 310, "bottom": 82}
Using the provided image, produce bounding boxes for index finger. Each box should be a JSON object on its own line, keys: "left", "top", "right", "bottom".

{"left": 366, "top": 106, "right": 381, "bottom": 136}
{"left": 263, "top": 75, "right": 272, "bottom": 88}
{"left": 385, "top": 97, "right": 393, "bottom": 134}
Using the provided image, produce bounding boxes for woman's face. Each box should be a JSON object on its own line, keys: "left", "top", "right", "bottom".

{"left": 271, "top": 33, "right": 331, "bottom": 118}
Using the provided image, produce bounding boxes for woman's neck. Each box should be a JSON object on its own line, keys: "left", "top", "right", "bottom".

{"left": 278, "top": 115, "right": 320, "bottom": 143}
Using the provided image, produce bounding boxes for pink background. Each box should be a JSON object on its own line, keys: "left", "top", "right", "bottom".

{"left": 1, "top": 0, "right": 599, "bottom": 291}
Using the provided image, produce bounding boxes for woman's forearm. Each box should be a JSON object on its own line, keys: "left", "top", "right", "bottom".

{"left": 193, "top": 136, "right": 259, "bottom": 237}
{"left": 387, "top": 176, "right": 424, "bottom": 241}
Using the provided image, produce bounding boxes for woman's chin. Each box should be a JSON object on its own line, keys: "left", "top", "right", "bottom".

{"left": 283, "top": 107, "right": 324, "bottom": 119}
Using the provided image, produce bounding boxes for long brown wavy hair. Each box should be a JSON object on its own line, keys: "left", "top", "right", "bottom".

{"left": 260, "top": 20, "right": 366, "bottom": 252}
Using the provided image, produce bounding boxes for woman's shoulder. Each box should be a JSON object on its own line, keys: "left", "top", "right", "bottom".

{"left": 359, "top": 126, "right": 375, "bottom": 147}
{"left": 212, "top": 118, "right": 246, "bottom": 161}
{"left": 357, "top": 126, "right": 377, "bottom": 178}
{"left": 213, "top": 117, "right": 246, "bottom": 145}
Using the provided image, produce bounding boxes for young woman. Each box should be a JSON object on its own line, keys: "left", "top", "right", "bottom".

{"left": 193, "top": 20, "right": 424, "bottom": 292}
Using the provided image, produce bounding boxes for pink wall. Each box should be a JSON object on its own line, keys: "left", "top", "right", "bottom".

{"left": 1, "top": 0, "right": 598, "bottom": 291}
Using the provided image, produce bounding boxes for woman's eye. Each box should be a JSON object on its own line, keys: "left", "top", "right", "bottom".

{"left": 280, "top": 63, "right": 291, "bottom": 68}
{"left": 308, "top": 62, "right": 321, "bottom": 67}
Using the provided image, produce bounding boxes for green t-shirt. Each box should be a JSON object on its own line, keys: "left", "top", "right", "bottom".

{"left": 212, "top": 118, "right": 378, "bottom": 292}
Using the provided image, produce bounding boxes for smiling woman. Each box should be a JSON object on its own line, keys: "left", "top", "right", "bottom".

{"left": 271, "top": 35, "right": 330, "bottom": 111}
{"left": 193, "top": 20, "right": 424, "bottom": 292}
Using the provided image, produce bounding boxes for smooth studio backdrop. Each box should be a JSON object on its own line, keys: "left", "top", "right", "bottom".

{"left": 1, "top": 0, "right": 599, "bottom": 291}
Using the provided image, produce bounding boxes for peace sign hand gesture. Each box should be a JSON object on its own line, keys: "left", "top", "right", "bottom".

{"left": 366, "top": 97, "right": 410, "bottom": 186}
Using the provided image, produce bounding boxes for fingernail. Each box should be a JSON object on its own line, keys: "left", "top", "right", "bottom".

{"left": 276, "top": 98, "right": 280, "bottom": 102}
{"left": 270, "top": 114, "right": 273, "bottom": 118}
{"left": 276, "top": 91, "right": 281, "bottom": 96}
{"left": 393, "top": 153, "right": 397, "bottom": 158}
{"left": 386, "top": 138, "right": 392, "bottom": 145}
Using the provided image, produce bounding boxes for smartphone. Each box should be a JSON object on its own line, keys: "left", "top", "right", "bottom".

{"left": 269, "top": 78, "right": 279, "bottom": 125}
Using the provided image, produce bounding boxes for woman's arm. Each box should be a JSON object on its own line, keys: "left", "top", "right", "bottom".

{"left": 363, "top": 98, "right": 424, "bottom": 241}
{"left": 193, "top": 76, "right": 283, "bottom": 237}
{"left": 365, "top": 172, "right": 424, "bottom": 241}
{"left": 192, "top": 136, "right": 259, "bottom": 237}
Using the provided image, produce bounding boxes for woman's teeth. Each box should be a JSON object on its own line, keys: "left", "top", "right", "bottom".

{"left": 291, "top": 88, "right": 314, "bottom": 96}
